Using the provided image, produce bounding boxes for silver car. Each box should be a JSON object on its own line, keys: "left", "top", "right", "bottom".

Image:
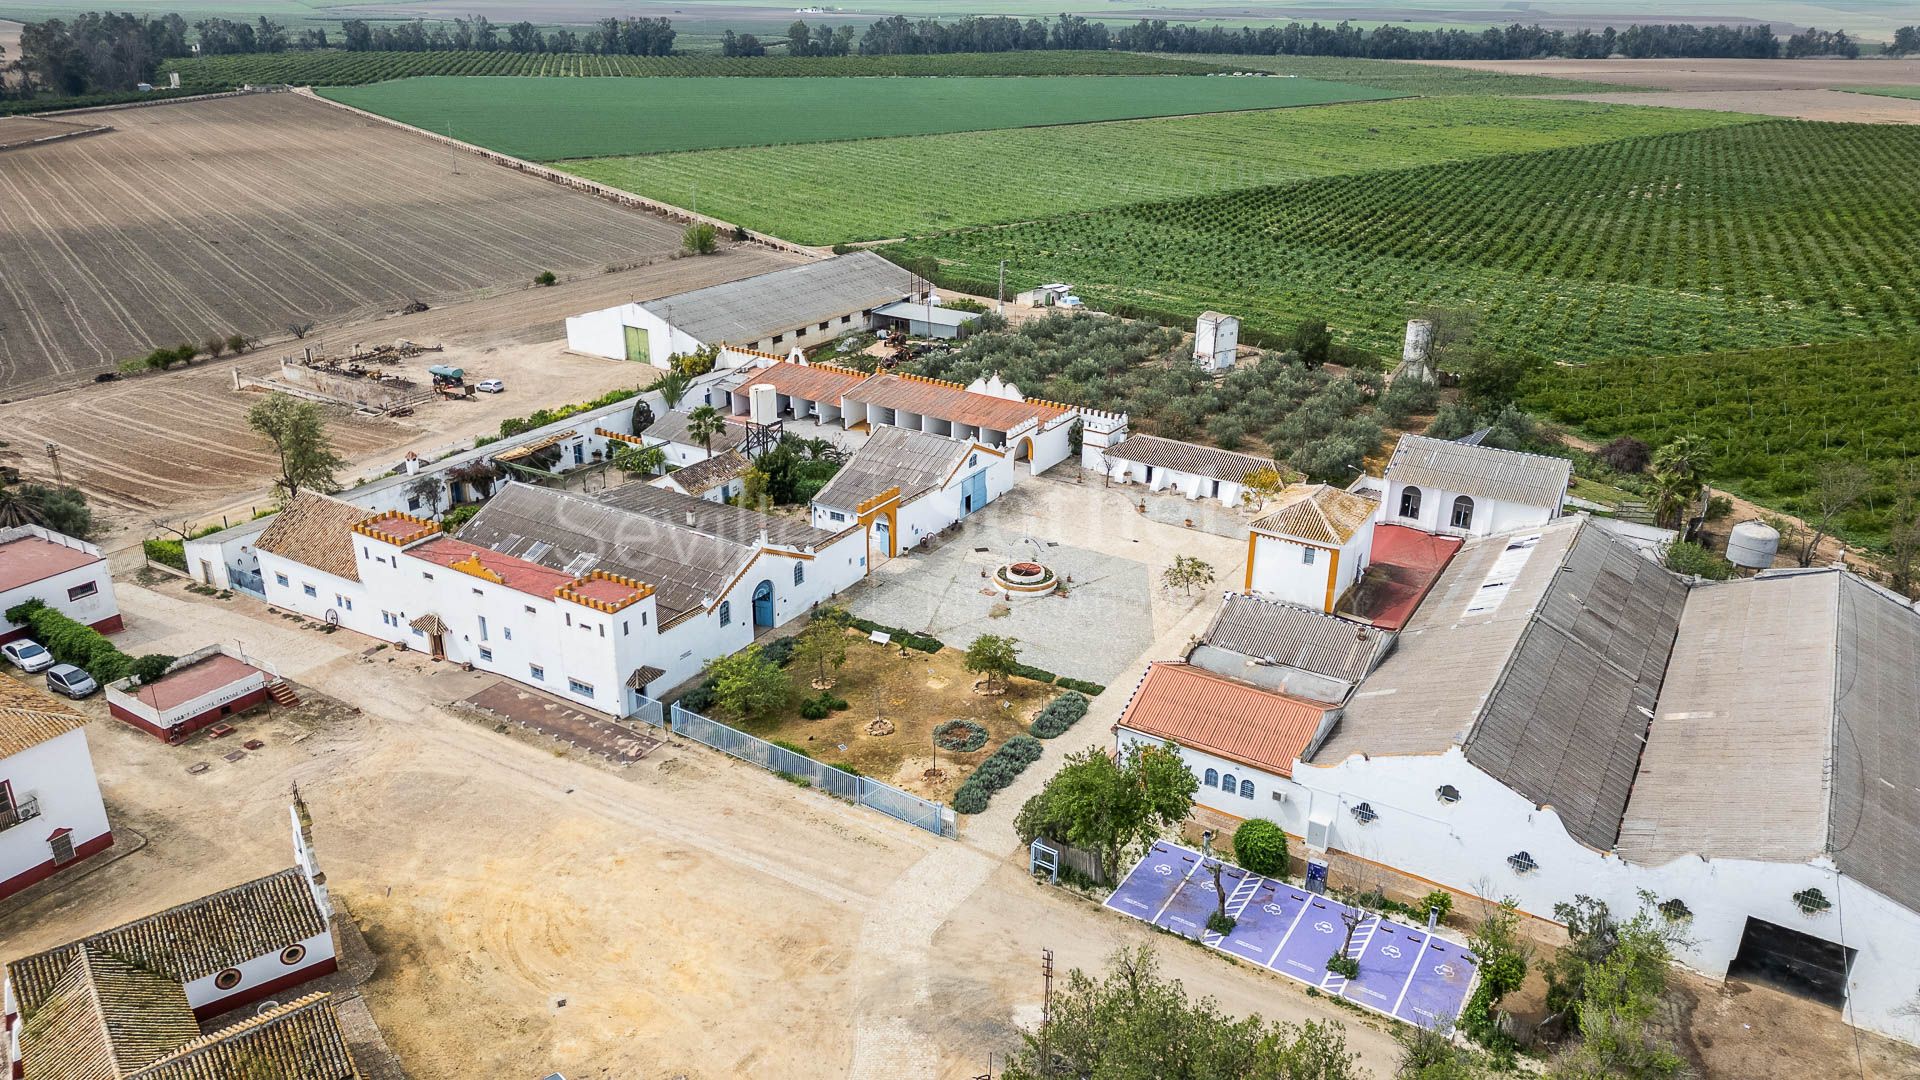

{"left": 2, "top": 639, "right": 54, "bottom": 673}
{"left": 46, "top": 664, "right": 98, "bottom": 699}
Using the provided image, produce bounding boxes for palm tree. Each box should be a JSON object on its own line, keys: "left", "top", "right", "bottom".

{"left": 0, "top": 484, "right": 47, "bottom": 530}
{"left": 687, "top": 405, "right": 724, "bottom": 456}
{"left": 649, "top": 367, "right": 693, "bottom": 412}
{"left": 1650, "top": 435, "right": 1707, "bottom": 529}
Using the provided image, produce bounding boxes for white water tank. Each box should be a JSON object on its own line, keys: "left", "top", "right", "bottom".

{"left": 1194, "top": 312, "right": 1239, "bottom": 371}
{"left": 1726, "top": 520, "right": 1780, "bottom": 569}
{"left": 748, "top": 384, "right": 777, "bottom": 425}
{"left": 1403, "top": 319, "right": 1434, "bottom": 365}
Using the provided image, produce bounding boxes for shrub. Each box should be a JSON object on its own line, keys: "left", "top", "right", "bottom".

{"left": 1326, "top": 953, "right": 1360, "bottom": 980}
{"left": 799, "top": 696, "right": 830, "bottom": 720}
{"left": 950, "top": 733, "right": 1045, "bottom": 812}
{"left": 143, "top": 538, "right": 187, "bottom": 570}
{"left": 1206, "top": 911, "right": 1238, "bottom": 936}
{"left": 1029, "top": 690, "right": 1089, "bottom": 739}
{"left": 533, "top": 270, "right": 558, "bottom": 287}
{"left": 934, "top": 718, "right": 988, "bottom": 752}
{"left": 129, "top": 653, "right": 176, "bottom": 686}
{"left": 1232, "top": 818, "right": 1289, "bottom": 878}
{"left": 683, "top": 222, "right": 718, "bottom": 255}
{"left": 677, "top": 684, "right": 718, "bottom": 713}
{"left": 7, "top": 600, "right": 135, "bottom": 684}
{"left": 441, "top": 505, "right": 480, "bottom": 532}
{"left": 1597, "top": 435, "right": 1651, "bottom": 474}
{"left": 769, "top": 738, "right": 812, "bottom": 758}
{"left": 1056, "top": 677, "right": 1105, "bottom": 697}
{"left": 759, "top": 636, "right": 798, "bottom": 668}
{"left": 1007, "top": 661, "right": 1057, "bottom": 684}
{"left": 1663, "top": 540, "right": 1734, "bottom": 580}
{"left": 953, "top": 785, "right": 991, "bottom": 814}
{"left": 847, "top": 616, "right": 943, "bottom": 653}
{"left": 1420, "top": 889, "right": 1454, "bottom": 922}
{"left": 225, "top": 333, "right": 249, "bottom": 354}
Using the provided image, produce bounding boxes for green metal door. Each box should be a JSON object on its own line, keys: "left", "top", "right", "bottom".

{"left": 623, "top": 325, "right": 650, "bottom": 363}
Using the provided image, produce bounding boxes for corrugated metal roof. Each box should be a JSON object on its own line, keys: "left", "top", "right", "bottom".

{"left": 1462, "top": 521, "right": 1688, "bottom": 851}
{"left": 1314, "top": 517, "right": 1584, "bottom": 764}
{"left": 254, "top": 493, "right": 367, "bottom": 582}
{"left": 872, "top": 300, "right": 979, "bottom": 328}
{"left": 639, "top": 252, "right": 913, "bottom": 345}
{"left": 8, "top": 868, "right": 328, "bottom": 1017}
{"left": 813, "top": 426, "right": 971, "bottom": 511}
{"left": 1115, "top": 662, "right": 1328, "bottom": 778}
{"left": 592, "top": 481, "right": 833, "bottom": 551}
{"left": 459, "top": 483, "right": 752, "bottom": 622}
{"left": 0, "top": 674, "right": 89, "bottom": 758}
{"left": 732, "top": 361, "right": 871, "bottom": 407}
{"left": 641, "top": 409, "right": 746, "bottom": 452}
{"left": 843, "top": 374, "right": 1065, "bottom": 434}
{"left": 1617, "top": 571, "right": 1836, "bottom": 866}
{"left": 1830, "top": 574, "right": 1920, "bottom": 912}
{"left": 1385, "top": 433, "right": 1571, "bottom": 509}
{"left": 1198, "top": 593, "right": 1394, "bottom": 685}
{"left": 1253, "top": 485, "right": 1378, "bottom": 546}
{"left": 1105, "top": 435, "right": 1273, "bottom": 485}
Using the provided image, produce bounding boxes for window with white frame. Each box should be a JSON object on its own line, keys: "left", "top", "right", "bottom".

{"left": 794, "top": 563, "right": 804, "bottom": 586}
{"left": 1239, "top": 779, "right": 1254, "bottom": 799}
{"left": 1301, "top": 547, "right": 1316, "bottom": 565}
{"left": 478, "top": 646, "right": 493, "bottom": 661}
{"left": 529, "top": 664, "right": 545, "bottom": 681}
{"left": 719, "top": 601, "right": 731, "bottom": 626}
{"left": 1451, "top": 495, "right": 1475, "bottom": 531}
{"left": 568, "top": 678, "right": 594, "bottom": 698}
{"left": 275, "top": 573, "right": 289, "bottom": 587}
{"left": 1399, "top": 485, "right": 1422, "bottom": 519}
{"left": 1204, "top": 768, "right": 1218, "bottom": 787}
{"left": 302, "top": 583, "right": 318, "bottom": 598}
{"left": 66, "top": 581, "right": 98, "bottom": 602}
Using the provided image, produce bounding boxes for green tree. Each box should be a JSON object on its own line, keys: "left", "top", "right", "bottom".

{"left": 1014, "top": 742, "right": 1197, "bottom": 873}
{"left": 1648, "top": 435, "right": 1707, "bottom": 529}
{"left": 612, "top": 444, "right": 666, "bottom": 476}
{"left": 1460, "top": 896, "right": 1531, "bottom": 1050}
{"left": 792, "top": 607, "right": 850, "bottom": 688}
{"left": 999, "top": 946, "right": 1363, "bottom": 1080}
{"left": 1232, "top": 818, "right": 1289, "bottom": 878}
{"left": 1459, "top": 348, "right": 1547, "bottom": 409}
{"left": 963, "top": 632, "right": 1019, "bottom": 693}
{"left": 405, "top": 473, "right": 446, "bottom": 515}
{"left": 1239, "top": 466, "right": 1286, "bottom": 513}
{"left": 686, "top": 404, "right": 725, "bottom": 455}
{"left": 1290, "top": 318, "right": 1332, "bottom": 368}
{"left": 647, "top": 367, "right": 693, "bottom": 410}
{"left": 682, "top": 222, "right": 718, "bottom": 255}
{"left": 1798, "top": 460, "right": 1867, "bottom": 566}
{"left": 703, "top": 645, "right": 788, "bottom": 722}
{"left": 1, "top": 484, "right": 94, "bottom": 539}
{"left": 1161, "top": 554, "right": 1216, "bottom": 595}
{"left": 129, "top": 653, "right": 176, "bottom": 686}
{"left": 669, "top": 343, "right": 721, "bottom": 378}
{"left": 247, "top": 393, "right": 347, "bottom": 503}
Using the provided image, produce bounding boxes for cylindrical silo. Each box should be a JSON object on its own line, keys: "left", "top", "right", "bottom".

{"left": 1726, "top": 520, "right": 1781, "bottom": 570}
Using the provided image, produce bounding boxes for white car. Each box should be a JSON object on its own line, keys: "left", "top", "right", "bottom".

{"left": 475, "top": 379, "right": 505, "bottom": 394}
{"left": 2, "top": 639, "right": 54, "bottom": 673}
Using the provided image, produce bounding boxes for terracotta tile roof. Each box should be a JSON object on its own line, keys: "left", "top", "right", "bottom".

{"left": 1253, "top": 485, "right": 1377, "bottom": 546}
{"left": 735, "top": 361, "right": 871, "bottom": 405}
{"left": 1105, "top": 435, "right": 1273, "bottom": 485}
{"left": 407, "top": 537, "right": 574, "bottom": 598}
{"left": 0, "top": 674, "right": 89, "bottom": 758}
{"left": 8, "top": 867, "right": 328, "bottom": 1016}
{"left": 255, "top": 493, "right": 368, "bottom": 582}
{"left": 557, "top": 570, "right": 654, "bottom": 614}
{"left": 0, "top": 531, "right": 101, "bottom": 593}
{"left": 626, "top": 665, "right": 666, "bottom": 690}
{"left": 1115, "top": 662, "right": 1327, "bottom": 779}
{"left": 843, "top": 373, "right": 1066, "bottom": 434}
{"left": 137, "top": 994, "right": 360, "bottom": 1080}
{"left": 1342, "top": 524, "right": 1462, "bottom": 631}
{"left": 19, "top": 947, "right": 199, "bottom": 1080}
{"left": 666, "top": 449, "right": 751, "bottom": 495}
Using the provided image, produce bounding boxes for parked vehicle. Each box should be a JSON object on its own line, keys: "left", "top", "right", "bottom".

{"left": 45, "top": 664, "right": 98, "bottom": 699}
{"left": 475, "top": 379, "right": 505, "bottom": 393}
{"left": 2, "top": 640, "right": 55, "bottom": 673}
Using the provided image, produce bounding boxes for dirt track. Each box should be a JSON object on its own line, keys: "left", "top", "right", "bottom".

{"left": 0, "top": 91, "right": 690, "bottom": 395}
{"left": 1416, "top": 57, "right": 1920, "bottom": 93}
{"left": 1556, "top": 87, "right": 1920, "bottom": 123}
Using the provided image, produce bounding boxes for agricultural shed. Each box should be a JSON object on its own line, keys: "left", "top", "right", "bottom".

{"left": 871, "top": 299, "right": 980, "bottom": 339}
{"left": 1101, "top": 433, "right": 1272, "bottom": 506}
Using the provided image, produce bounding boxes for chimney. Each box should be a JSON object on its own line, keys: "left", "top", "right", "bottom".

{"left": 686, "top": 511, "right": 696, "bottom": 526}
{"left": 288, "top": 784, "right": 332, "bottom": 917}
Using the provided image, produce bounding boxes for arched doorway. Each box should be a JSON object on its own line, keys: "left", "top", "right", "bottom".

{"left": 752, "top": 580, "right": 775, "bottom": 627}
{"left": 1016, "top": 437, "right": 1033, "bottom": 462}
{"left": 871, "top": 519, "right": 892, "bottom": 567}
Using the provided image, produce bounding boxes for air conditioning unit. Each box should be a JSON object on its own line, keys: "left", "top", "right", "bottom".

{"left": 1270, "top": 790, "right": 1288, "bottom": 803}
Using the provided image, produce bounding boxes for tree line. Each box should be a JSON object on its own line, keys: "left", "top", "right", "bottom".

{"left": 336, "top": 16, "right": 673, "bottom": 56}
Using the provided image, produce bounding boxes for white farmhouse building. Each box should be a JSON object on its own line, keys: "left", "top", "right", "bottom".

{"left": 1245, "top": 485, "right": 1378, "bottom": 613}
{"left": 0, "top": 526, "right": 120, "bottom": 642}
{"left": 565, "top": 252, "right": 917, "bottom": 365}
{"left": 1186, "top": 591, "right": 1394, "bottom": 706}
{"left": 1099, "top": 434, "right": 1273, "bottom": 507}
{"left": 638, "top": 407, "right": 748, "bottom": 467}
{"left": 650, "top": 449, "right": 751, "bottom": 503}
{"left": 1378, "top": 433, "right": 1569, "bottom": 538}
{"left": 810, "top": 426, "right": 1013, "bottom": 567}
{"left": 0, "top": 676, "right": 111, "bottom": 903}
{"left": 1125, "top": 513, "right": 1920, "bottom": 1047}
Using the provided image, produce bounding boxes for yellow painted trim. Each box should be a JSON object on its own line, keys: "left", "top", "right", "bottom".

{"left": 1244, "top": 533, "right": 1258, "bottom": 592}
{"left": 1324, "top": 547, "right": 1341, "bottom": 613}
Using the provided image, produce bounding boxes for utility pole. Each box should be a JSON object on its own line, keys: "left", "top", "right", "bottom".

{"left": 1040, "top": 948, "right": 1054, "bottom": 1075}
{"left": 997, "top": 260, "right": 1006, "bottom": 315}
{"left": 44, "top": 443, "right": 63, "bottom": 486}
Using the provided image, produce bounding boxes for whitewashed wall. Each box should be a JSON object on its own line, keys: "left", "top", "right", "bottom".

{"left": 0, "top": 560, "right": 117, "bottom": 638}
{"left": 0, "top": 730, "right": 109, "bottom": 885}
{"left": 1378, "top": 478, "right": 1558, "bottom": 539}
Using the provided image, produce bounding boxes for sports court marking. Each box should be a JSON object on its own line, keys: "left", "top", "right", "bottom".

{"left": 1104, "top": 841, "right": 1479, "bottom": 1029}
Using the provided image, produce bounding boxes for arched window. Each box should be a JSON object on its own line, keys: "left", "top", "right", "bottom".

{"left": 793, "top": 563, "right": 805, "bottom": 586}
{"left": 1239, "top": 779, "right": 1254, "bottom": 799}
{"left": 1221, "top": 772, "right": 1237, "bottom": 794}
{"left": 1451, "top": 495, "right": 1475, "bottom": 531}
{"left": 1399, "top": 486, "right": 1422, "bottom": 519}
{"left": 718, "top": 601, "right": 731, "bottom": 626}
{"left": 1204, "top": 768, "right": 1218, "bottom": 788}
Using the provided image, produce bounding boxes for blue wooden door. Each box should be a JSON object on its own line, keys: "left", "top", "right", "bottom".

{"left": 962, "top": 470, "right": 988, "bottom": 514}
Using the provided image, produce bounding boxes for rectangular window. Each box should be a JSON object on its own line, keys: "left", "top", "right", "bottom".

{"left": 422, "top": 572, "right": 434, "bottom": 580}
{"left": 478, "top": 646, "right": 493, "bottom": 661}
{"left": 828, "top": 510, "right": 846, "bottom": 522}
{"left": 472, "top": 588, "right": 483, "bottom": 597}
{"left": 408, "top": 497, "right": 421, "bottom": 511}
{"left": 529, "top": 664, "right": 545, "bottom": 681}
{"left": 796, "top": 326, "right": 806, "bottom": 337}
{"left": 772, "top": 334, "right": 783, "bottom": 344}
{"left": 49, "top": 832, "right": 75, "bottom": 865}
{"left": 275, "top": 573, "right": 290, "bottom": 587}
{"left": 503, "top": 627, "right": 513, "bottom": 641}
{"left": 302, "top": 583, "right": 318, "bottom": 598}
{"left": 412, "top": 627, "right": 424, "bottom": 638}
{"left": 478, "top": 615, "right": 488, "bottom": 642}
{"left": 65, "top": 581, "right": 98, "bottom": 602}
{"left": 840, "top": 314, "right": 851, "bottom": 324}
{"left": 382, "top": 611, "right": 397, "bottom": 627}
{"left": 819, "top": 321, "right": 830, "bottom": 330}
{"left": 641, "top": 611, "right": 647, "bottom": 626}
{"left": 524, "top": 605, "right": 536, "bottom": 615}
{"left": 568, "top": 678, "right": 594, "bottom": 698}
{"left": 1302, "top": 548, "right": 1317, "bottom": 565}
{"left": 622, "top": 620, "right": 629, "bottom": 636}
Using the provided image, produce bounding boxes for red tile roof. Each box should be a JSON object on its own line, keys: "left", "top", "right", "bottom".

{"left": 1115, "top": 662, "right": 1326, "bottom": 778}
{"left": 844, "top": 373, "right": 1066, "bottom": 433}
{"left": 1346, "top": 524, "right": 1463, "bottom": 631}
{"left": 132, "top": 652, "right": 263, "bottom": 712}
{"left": 408, "top": 537, "right": 573, "bottom": 598}
{"left": 736, "top": 361, "right": 871, "bottom": 404}
{"left": 0, "top": 535, "right": 101, "bottom": 593}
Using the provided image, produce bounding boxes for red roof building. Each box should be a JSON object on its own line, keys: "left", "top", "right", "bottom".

{"left": 1114, "top": 662, "right": 1329, "bottom": 781}
{"left": 0, "top": 526, "right": 120, "bottom": 643}
{"left": 1341, "top": 523, "right": 1462, "bottom": 631}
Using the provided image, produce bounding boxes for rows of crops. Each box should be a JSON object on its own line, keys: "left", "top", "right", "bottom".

{"left": 161, "top": 49, "right": 1230, "bottom": 91}
{"left": 1839, "top": 85, "right": 1920, "bottom": 100}
{"left": 1162, "top": 53, "right": 1637, "bottom": 95}
{"left": 888, "top": 120, "right": 1920, "bottom": 364}
{"left": 320, "top": 73, "right": 1394, "bottom": 159}
{"left": 1529, "top": 336, "right": 1920, "bottom": 544}
{"left": 566, "top": 97, "right": 1750, "bottom": 244}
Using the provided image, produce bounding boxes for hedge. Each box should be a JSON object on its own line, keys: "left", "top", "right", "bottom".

{"left": 143, "top": 539, "right": 187, "bottom": 570}
{"left": 1057, "top": 677, "right": 1106, "bottom": 697}
{"left": 847, "top": 616, "right": 942, "bottom": 654}
{"left": 1029, "top": 690, "right": 1089, "bottom": 739}
{"left": 4, "top": 599, "right": 135, "bottom": 684}
{"left": 951, "top": 734, "right": 1044, "bottom": 814}
{"left": 1008, "top": 661, "right": 1057, "bottom": 685}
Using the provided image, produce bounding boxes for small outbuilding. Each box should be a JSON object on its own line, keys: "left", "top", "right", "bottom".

{"left": 871, "top": 299, "right": 981, "bottom": 340}
{"left": 106, "top": 645, "right": 274, "bottom": 742}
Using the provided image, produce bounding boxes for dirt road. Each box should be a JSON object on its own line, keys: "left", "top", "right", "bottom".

{"left": 1555, "top": 88, "right": 1920, "bottom": 123}
{"left": 1413, "top": 57, "right": 1920, "bottom": 93}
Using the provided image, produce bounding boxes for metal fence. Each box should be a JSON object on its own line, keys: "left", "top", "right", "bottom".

{"left": 660, "top": 698, "right": 954, "bottom": 838}
{"left": 629, "top": 695, "right": 665, "bottom": 730}
{"left": 227, "top": 564, "right": 266, "bottom": 597}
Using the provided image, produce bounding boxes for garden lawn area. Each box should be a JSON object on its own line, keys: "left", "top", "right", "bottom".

{"left": 320, "top": 74, "right": 1397, "bottom": 160}
{"left": 735, "top": 628, "right": 1058, "bottom": 803}
{"left": 891, "top": 119, "right": 1920, "bottom": 364}
{"left": 565, "top": 96, "right": 1750, "bottom": 244}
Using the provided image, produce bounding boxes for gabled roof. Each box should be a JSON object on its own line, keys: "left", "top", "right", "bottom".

{"left": 1253, "top": 485, "right": 1377, "bottom": 546}
{"left": 812, "top": 426, "right": 975, "bottom": 511}
{"left": 1115, "top": 662, "right": 1328, "bottom": 779}
{"left": 641, "top": 409, "right": 747, "bottom": 452}
{"left": 9, "top": 867, "right": 327, "bottom": 1018}
{"left": 254, "top": 492, "right": 367, "bottom": 582}
{"left": 733, "top": 361, "right": 872, "bottom": 406}
{"left": 1197, "top": 593, "right": 1394, "bottom": 687}
{"left": 665, "top": 449, "right": 751, "bottom": 495}
{"left": 842, "top": 373, "right": 1066, "bottom": 434}
{"left": 638, "top": 252, "right": 913, "bottom": 345}
{"left": 0, "top": 674, "right": 90, "bottom": 758}
{"left": 136, "top": 994, "right": 360, "bottom": 1080}
{"left": 1385, "top": 433, "right": 1571, "bottom": 509}
{"left": 19, "top": 947, "right": 199, "bottom": 1080}
{"left": 1104, "top": 434, "right": 1273, "bottom": 486}
{"left": 592, "top": 480, "right": 835, "bottom": 551}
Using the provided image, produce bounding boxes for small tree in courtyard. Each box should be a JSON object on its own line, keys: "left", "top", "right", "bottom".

{"left": 1014, "top": 742, "right": 1197, "bottom": 874}
{"left": 1162, "top": 554, "right": 1215, "bottom": 595}
{"left": 682, "top": 222, "right": 718, "bottom": 255}
{"left": 612, "top": 444, "right": 666, "bottom": 477}
{"left": 963, "top": 633, "right": 1018, "bottom": 693}
{"left": 793, "top": 605, "right": 851, "bottom": 688}
{"left": 1232, "top": 818, "right": 1289, "bottom": 878}
{"left": 1240, "top": 466, "right": 1285, "bottom": 513}
{"left": 686, "top": 404, "right": 725, "bottom": 454}
{"left": 405, "top": 474, "right": 446, "bottom": 516}
{"left": 703, "top": 645, "right": 787, "bottom": 722}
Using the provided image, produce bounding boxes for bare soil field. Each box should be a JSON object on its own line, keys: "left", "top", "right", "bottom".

{"left": 1415, "top": 56, "right": 1920, "bottom": 92}
{"left": 0, "top": 90, "right": 690, "bottom": 396}
{"left": 0, "top": 114, "right": 109, "bottom": 151}
{"left": 0, "top": 247, "right": 801, "bottom": 540}
{"left": 1558, "top": 86, "right": 1920, "bottom": 122}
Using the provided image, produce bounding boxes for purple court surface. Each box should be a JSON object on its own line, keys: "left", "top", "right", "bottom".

{"left": 1104, "top": 841, "right": 1479, "bottom": 1029}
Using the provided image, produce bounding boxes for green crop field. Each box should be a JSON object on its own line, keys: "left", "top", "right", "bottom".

{"left": 162, "top": 49, "right": 1232, "bottom": 92}
{"left": 889, "top": 120, "right": 1920, "bottom": 364}
{"left": 1160, "top": 53, "right": 1639, "bottom": 95}
{"left": 1839, "top": 85, "right": 1920, "bottom": 100}
{"left": 319, "top": 73, "right": 1396, "bottom": 159}
{"left": 565, "top": 97, "right": 1750, "bottom": 244}
{"left": 1530, "top": 336, "right": 1920, "bottom": 544}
